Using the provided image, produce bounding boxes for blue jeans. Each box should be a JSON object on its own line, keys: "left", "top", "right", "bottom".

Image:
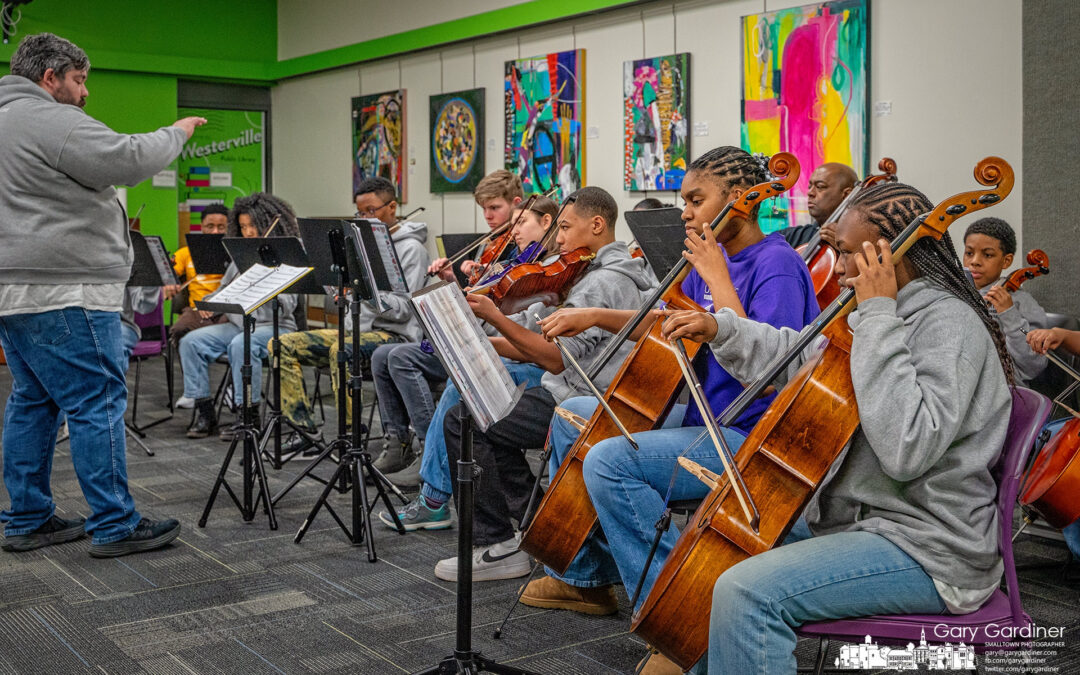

{"left": 179, "top": 322, "right": 274, "bottom": 405}
{"left": 582, "top": 408, "right": 748, "bottom": 604}
{"left": 371, "top": 342, "right": 447, "bottom": 441}
{"left": 693, "top": 521, "right": 945, "bottom": 674}
{"left": 420, "top": 361, "right": 545, "bottom": 504}
{"left": 0, "top": 309, "right": 141, "bottom": 544}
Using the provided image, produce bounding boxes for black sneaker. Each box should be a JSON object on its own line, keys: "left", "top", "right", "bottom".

{"left": 88, "top": 518, "right": 181, "bottom": 558}
{"left": 1, "top": 515, "right": 86, "bottom": 552}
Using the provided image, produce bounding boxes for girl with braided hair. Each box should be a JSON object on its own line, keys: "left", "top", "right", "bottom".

{"left": 521, "top": 146, "right": 819, "bottom": 618}
{"left": 648, "top": 181, "right": 1013, "bottom": 674}
{"left": 180, "top": 192, "right": 301, "bottom": 439}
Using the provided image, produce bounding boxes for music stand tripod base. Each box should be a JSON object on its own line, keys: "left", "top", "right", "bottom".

{"left": 197, "top": 311, "right": 278, "bottom": 530}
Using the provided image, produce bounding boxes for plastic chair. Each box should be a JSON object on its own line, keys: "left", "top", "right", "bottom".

{"left": 795, "top": 387, "right": 1052, "bottom": 674}
{"left": 130, "top": 294, "right": 174, "bottom": 433}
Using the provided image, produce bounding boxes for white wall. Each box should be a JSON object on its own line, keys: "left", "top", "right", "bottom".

{"left": 272, "top": 0, "right": 1024, "bottom": 258}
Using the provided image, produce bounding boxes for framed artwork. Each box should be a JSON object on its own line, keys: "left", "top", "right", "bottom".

{"left": 352, "top": 90, "right": 406, "bottom": 202}
{"left": 430, "top": 88, "right": 485, "bottom": 193}
{"left": 624, "top": 53, "right": 691, "bottom": 191}
{"left": 741, "top": 0, "right": 869, "bottom": 231}
{"left": 505, "top": 49, "right": 585, "bottom": 199}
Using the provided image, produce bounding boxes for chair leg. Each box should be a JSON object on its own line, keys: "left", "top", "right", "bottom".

{"left": 165, "top": 344, "right": 175, "bottom": 413}
{"left": 130, "top": 358, "right": 142, "bottom": 429}
{"left": 813, "top": 637, "right": 829, "bottom": 675}
{"left": 311, "top": 369, "right": 325, "bottom": 424}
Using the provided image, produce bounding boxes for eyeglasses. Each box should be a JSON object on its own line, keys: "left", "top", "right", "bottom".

{"left": 355, "top": 200, "right": 392, "bottom": 218}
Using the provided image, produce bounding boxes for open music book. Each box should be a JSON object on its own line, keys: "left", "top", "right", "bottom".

{"left": 202, "top": 263, "right": 312, "bottom": 315}
{"left": 411, "top": 281, "right": 521, "bottom": 430}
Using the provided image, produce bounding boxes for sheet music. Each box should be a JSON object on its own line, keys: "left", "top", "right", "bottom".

{"left": 144, "top": 235, "right": 175, "bottom": 285}
{"left": 411, "top": 282, "right": 519, "bottom": 430}
{"left": 370, "top": 222, "right": 409, "bottom": 293}
{"left": 206, "top": 263, "right": 311, "bottom": 314}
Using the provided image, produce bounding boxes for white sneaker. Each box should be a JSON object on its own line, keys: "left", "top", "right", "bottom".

{"left": 175, "top": 395, "right": 195, "bottom": 409}
{"left": 434, "top": 536, "right": 531, "bottom": 582}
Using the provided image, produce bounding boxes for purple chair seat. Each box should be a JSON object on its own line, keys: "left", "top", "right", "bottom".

{"left": 131, "top": 339, "right": 164, "bottom": 359}
{"left": 798, "top": 590, "right": 1028, "bottom": 648}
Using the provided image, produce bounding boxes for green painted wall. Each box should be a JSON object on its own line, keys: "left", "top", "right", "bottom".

{"left": 0, "top": 0, "right": 276, "bottom": 81}
{"left": 82, "top": 70, "right": 180, "bottom": 250}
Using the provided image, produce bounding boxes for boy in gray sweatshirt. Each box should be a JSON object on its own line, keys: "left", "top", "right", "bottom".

{"left": 435, "top": 187, "right": 658, "bottom": 583}
{"left": 963, "top": 217, "right": 1048, "bottom": 385}
{"left": 0, "top": 33, "right": 204, "bottom": 558}
{"left": 653, "top": 182, "right": 1014, "bottom": 674}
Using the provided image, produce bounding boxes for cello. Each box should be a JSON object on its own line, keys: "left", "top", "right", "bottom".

{"left": 631, "top": 157, "right": 1015, "bottom": 670}
{"left": 520, "top": 153, "right": 801, "bottom": 573}
{"left": 796, "top": 157, "right": 898, "bottom": 309}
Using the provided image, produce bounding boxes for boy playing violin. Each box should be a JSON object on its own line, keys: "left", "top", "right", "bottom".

{"left": 436, "top": 186, "right": 656, "bottom": 582}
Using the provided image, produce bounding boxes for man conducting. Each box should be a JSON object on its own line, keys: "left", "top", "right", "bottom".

{"left": 0, "top": 33, "right": 204, "bottom": 557}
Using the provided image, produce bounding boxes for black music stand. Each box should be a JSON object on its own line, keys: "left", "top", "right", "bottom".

{"left": 291, "top": 218, "right": 409, "bottom": 557}
{"left": 437, "top": 233, "right": 476, "bottom": 287}
{"left": 224, "top": 236, "right": 325, "bottom": 470}
{"left": 409, "top": 282, "right": 536, "bottom": 675}
{"left": 125, "top": 231, "right": 175, "bottom": 453}
{"left": 196, "top": 266, "right": 311, "bottom": 530}
{"left": 625, "top": 207, "right": 688, "bottom": 281}
{"left": 185, "top": 233, "right": 230, "bottom": 276}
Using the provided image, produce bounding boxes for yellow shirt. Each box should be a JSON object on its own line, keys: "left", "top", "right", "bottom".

{"left": 172, "top": 246, "right": 223, "bottom": 306}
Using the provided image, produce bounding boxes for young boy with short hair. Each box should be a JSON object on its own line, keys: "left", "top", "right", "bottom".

{"left": 963, "top": 217, "right": 1048, "bottom": 384}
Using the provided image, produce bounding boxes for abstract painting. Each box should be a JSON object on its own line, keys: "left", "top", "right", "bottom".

{"left": 352, "top": 90, "right": 406, "bottom": 202}
{"left": 741, "top": 0, "right": 868, "bottom": 231}
{"left": 430, "top": 88, "right": 485, "bottom": 193}
{"left": 624, "top": 53, "right": 690, "bottom": 191}
{"left": 505, "top": 49, "right": 585, "bottom": 198}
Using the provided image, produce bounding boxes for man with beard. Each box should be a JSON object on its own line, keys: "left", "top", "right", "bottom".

{"left": 0, "top": 33, "right": 204, "bottom": 557}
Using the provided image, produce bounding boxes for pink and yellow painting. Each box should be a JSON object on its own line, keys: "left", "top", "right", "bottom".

{"left": 741, "top": 0, "right": 868, "bottom": 230}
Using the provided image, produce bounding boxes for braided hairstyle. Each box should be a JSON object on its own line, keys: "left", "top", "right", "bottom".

{"left": 847, "top": 182, "right": 1015, "bottom": 384}
{"left": 228, "top": 192, "right": 300, "bottom": 238}
{"left": 687, "top": 146, "right": 770, "bottom": 217}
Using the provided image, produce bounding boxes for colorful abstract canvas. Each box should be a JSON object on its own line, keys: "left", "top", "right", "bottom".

{"left": 505, "top": 49, "right": 585, "bottom": 198}
{"left": 741, "top": 0, "right": 868, "bottom": 231}
{"left": 430, "top": 88, "right": 485, "bottom": 193}
{"left": 624, "top": 53, "right": 690, "bottom": 191}
{"left": 352, "top": 90, "right": 406, "bottom": 202}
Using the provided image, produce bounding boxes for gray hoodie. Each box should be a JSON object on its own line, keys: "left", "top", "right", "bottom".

{"left": 979, "top": 286, "right": 1047, "bottom": 385}
{"left": 0, "top": 75, "right": 187, "bottom": 284}
{"left": 539, "top": 241, "right": 657, "bottom": 403}
{"left": 707, "top": 277, "right": 1011, "bottom": 592}
{"left": 358, "top": 220, "right": 430, "bottom": 342}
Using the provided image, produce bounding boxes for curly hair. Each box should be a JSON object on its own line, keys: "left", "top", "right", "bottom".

{"left": 228, "top": 192, "right": 299, "bottom": 238}
{"left": 848, "top": 182, "right": 1015, "bottom": 384}
{"left": 964, "top": 217, "right": 1016, "bottom": 256}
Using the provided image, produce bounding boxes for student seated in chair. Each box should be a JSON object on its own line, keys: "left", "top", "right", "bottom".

{"left": 435, "top": 186, "right": 657, "bottom": 583}
{"left": 375, "top": 195, "right": 558, "bottom": 531}
{"left": 180, "top": 192, "right": 301, "bottom": 440}
{"left": 963, "top": 216, "right": 1048, "bottom": 385}
{"left": 274, "top": 177, "right": 429, "bottom": 453}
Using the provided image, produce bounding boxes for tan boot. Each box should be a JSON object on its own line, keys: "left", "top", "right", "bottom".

{"left": 636, "top": 649, "right": 684, "bottom": 675}
{"left": 518, "top": 574, "right": 618, "bottom": 615}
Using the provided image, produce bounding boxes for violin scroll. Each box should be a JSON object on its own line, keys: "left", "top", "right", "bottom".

{"left": 1003, "top": 249, "right": 1050, "bottom": 293}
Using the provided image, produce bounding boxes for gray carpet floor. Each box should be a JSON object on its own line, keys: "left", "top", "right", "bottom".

{"left": 0, "top": 358, "right": 1077, "bottom": 674}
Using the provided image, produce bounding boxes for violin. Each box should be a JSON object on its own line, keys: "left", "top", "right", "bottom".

{"left": 631, "top": 157, "right": 1015, "bottom": 670}
{"left": 1000, "top": 249, "right": 1050, "bottom": 292}
{"left": 520, "top": 153, "right": 801, "bottom": 574}
{"left": 796, "top": 158, "right": 898, "bottom": 309}
{"left": 471, "top": 247, "right": 596, "bottom": 314}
